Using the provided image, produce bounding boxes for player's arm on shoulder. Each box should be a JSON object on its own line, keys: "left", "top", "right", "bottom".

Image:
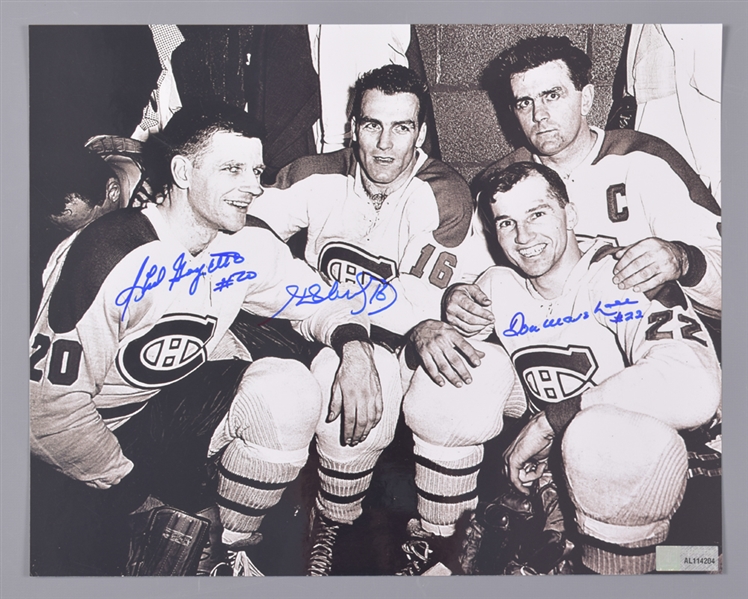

{"left": 616, "top": 155, "right": 721, "bottom": 313}
{"left": 585, "top": 270, "right": 720, "bottom": 430}
{"left": 442, "top": 267, "right": 497, "bottom": 338}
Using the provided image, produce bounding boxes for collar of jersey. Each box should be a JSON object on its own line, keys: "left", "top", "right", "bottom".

{"left": 352, "top": 147, "right": 429, "bottom": 205}
{"left": 531, "top": 126, "right": 605, "bottom": 175}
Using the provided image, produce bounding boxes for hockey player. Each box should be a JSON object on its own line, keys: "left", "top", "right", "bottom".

{"left": 476, "top": 35, "right": 721, "bottom": 318}
{"left": 245, "top": 64, "right": 493, "bottom": 575}
{"left": 29, "top": 102, "right": 389, "bottom": 576}
{"left": 403, "top": 162, "right": 720, "bottom": 574}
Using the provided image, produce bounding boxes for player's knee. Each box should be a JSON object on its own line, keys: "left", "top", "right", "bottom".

{"left": 230, "top": 357, "right": 322, "bottom": 451}
{"left": 312, "top": 345, "right": 402, "bottom": 457}
{"left": 561, "top": 405, "right": 688, "bottom": 549}
{"left": 403, "top": 341, "right": 516, "bottom": 447}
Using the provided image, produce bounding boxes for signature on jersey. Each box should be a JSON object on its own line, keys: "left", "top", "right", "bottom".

{"left": 269, "top": 271, "right": 398, "bottom": 320}
{"left": 502, "top": 297, "right": 644, "bottom": 337}
{"left": 115, "top": 251, "right": 251, "bottom": 320}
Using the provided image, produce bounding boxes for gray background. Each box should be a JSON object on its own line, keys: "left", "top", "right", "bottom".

{"left": 2, "top": 1, "right": 746, "bottom": 598}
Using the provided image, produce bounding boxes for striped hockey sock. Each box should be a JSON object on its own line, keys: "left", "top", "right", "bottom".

{"left": 413, "top": 435, "right": 483, "bottom": 533}
{"left": 315, "top": 450, "right": 380, "bottom": 525}
{"left": 216, "top": 439, "right": 308, "bottom": 540}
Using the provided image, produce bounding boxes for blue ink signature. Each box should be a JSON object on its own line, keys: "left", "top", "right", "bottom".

{"left": 269, "top": 272, "right": 398, "bottom": 320}
{"left": 214, "top": 270, "right": 258, "bottom": 292}
{"left": 593, "top": 299, "right": 644, "bottom": 324}
{"left": 501, "top": 298, "right": 643, "bottom": 338}
{"left": 116, "top": 251, "right": 249, "bottom": 320}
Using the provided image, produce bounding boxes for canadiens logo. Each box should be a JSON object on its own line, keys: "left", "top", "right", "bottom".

{"left": 512, "top": 345, "right": 598, "bottom": 413}
{"left": 116, "top": 313, "right": 217, "bottom": 388}
{"left": 318, "top": 242, "right": 398, "bottom": 286}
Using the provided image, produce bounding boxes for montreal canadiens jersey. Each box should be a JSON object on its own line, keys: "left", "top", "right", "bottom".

{"left": 472, "top": 239, "right": 720, "bottom": 426}
{"left": 30, "top": 204, "right": 367, "bottom": 487}
{"left": 248, "top": 148, "right": 493, "bottom": 335}
{"left": 485, "top": 127, "right": 722, "bottom": 316}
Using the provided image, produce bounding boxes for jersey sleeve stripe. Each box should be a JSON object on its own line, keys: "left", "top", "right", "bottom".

{"left": 593, "top": 129, "right": 721, "bottom": 217}
{"left": 415, "top": 158, "right": 474, "bottom": 248}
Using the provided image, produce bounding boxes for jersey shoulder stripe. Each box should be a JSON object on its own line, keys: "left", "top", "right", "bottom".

{"left": 414, "top": 157, "right": 473, "bottom": 248}
{"left": 273, "top": 148, "right": 357, "bottom": 189}
{"left": 644, "top": 281, "right": 689, "bottom": 310}
{"left": 48, "top": 209, "right": 158, "bottom": 334}
{"left": 245, "top": 214, "right": 284, "bottom": 243}
{"left": 594, "top": 129, "right": 721, "bottom": 217}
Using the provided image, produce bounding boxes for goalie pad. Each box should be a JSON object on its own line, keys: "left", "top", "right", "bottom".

{"left": 125, "top": 505, "right": 210, "bottom": 576}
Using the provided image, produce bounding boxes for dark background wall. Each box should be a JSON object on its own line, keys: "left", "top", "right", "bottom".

{"left": 414, "top": 24, "right": 627, "bottom": 183}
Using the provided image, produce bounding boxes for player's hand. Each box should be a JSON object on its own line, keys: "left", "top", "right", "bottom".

{"left": 612, "top": 238, "right": 688, "bottom": 294}
{"left": 408, "top": 320, "right": 485, "bottom": 387}
{"left": 327, "top": 340, "right": 383, "bottom": 446}
{"left": 503, "top": 411, "right": 555, "bottom": 495}
{"left": 444, "top": 284, "right": 495, "bottom": 336}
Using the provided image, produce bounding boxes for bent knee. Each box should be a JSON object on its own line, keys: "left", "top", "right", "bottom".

{"left": 562, "top": 405, "right": 687, "bottom": 546}
{"left": 231, "top": 357, "right": 322, "bottom": 449}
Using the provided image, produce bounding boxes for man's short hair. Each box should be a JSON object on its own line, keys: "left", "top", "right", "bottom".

{"left": 478, "top": 161, "right": 569, "bottom": 227}
{"left": 35, "top": 147, "right": 116, "bottom": 214}
{"left": 493, "top": 36, "right": 592, "bottom": 105}
{"left": 351, "top": 64, "right": 430, "bottom": 126}
{"left": 144, "top": 99, "right": 265, "bottom": 197}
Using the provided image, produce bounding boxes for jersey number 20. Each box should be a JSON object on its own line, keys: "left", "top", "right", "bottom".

{"left": 30, "top": 334, "right": 83, "bottom": 385}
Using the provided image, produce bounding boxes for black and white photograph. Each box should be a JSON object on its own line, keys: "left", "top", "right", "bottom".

{"left": 27, "top": 23, "right": 723, "bottom": 580}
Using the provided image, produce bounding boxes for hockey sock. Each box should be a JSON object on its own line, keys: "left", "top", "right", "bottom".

{"left": 315, "top": 450, "right": 379, "bottom": 524}
{"left": 413, "top": 435, "right": 483, "bottom": 532}
{"left": 216, "top": 440, "right": 308, "bottom": 540}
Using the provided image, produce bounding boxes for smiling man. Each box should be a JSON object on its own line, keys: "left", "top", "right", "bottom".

{"left": 404, "top": 161, "right": 720, "bottom": 574}
{"left": 246, "top": 64, "right": 492, "bottom": 575}
{"left": 474, "top": 35, "right": 721, "bottom": 320}
{"left": 29, "top": 101, "right": 387, "bottom": 577}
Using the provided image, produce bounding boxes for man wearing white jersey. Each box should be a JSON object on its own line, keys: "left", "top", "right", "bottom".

{"left": 472, "top": 35, "right": 721, "bottom": 321}
{"left": 404, "top": 162, "right": 720, "bottom": 574}
{"left": 246, "top": 64, "right": 492, "bottom": 574}
{"left": 29, "top": 102, "right": 388, "bottom": 576}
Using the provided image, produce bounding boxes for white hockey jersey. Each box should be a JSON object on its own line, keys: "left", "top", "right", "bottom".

{"left": 487, "top": 127, "right": 722, "bottom": 316}
{"left": 472, "top": 239, "right": 720, "bottom": 431}
{"left": 248, "top": 148, "right": 493, "bottom": 335}
{"left": 30, "top": 204, "right": 368, "bottom": 487}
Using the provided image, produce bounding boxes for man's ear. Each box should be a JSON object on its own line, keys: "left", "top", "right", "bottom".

{"left": 171, "top": 155, "right": 192, "bottom": 190}
{"left": 580, "top": 84, "right": 595, "bottom": 117}
{"left": 105, "top": 177, "right": 121, "bottom": 207}
{"left": 565, "top": 202, "right": 579, "bottom": 230}
{"left": 416, "top": 122, "right": 427, "bottom": 149}
{"left": 350, "top": 117, "right": 358, "bottom": 143}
